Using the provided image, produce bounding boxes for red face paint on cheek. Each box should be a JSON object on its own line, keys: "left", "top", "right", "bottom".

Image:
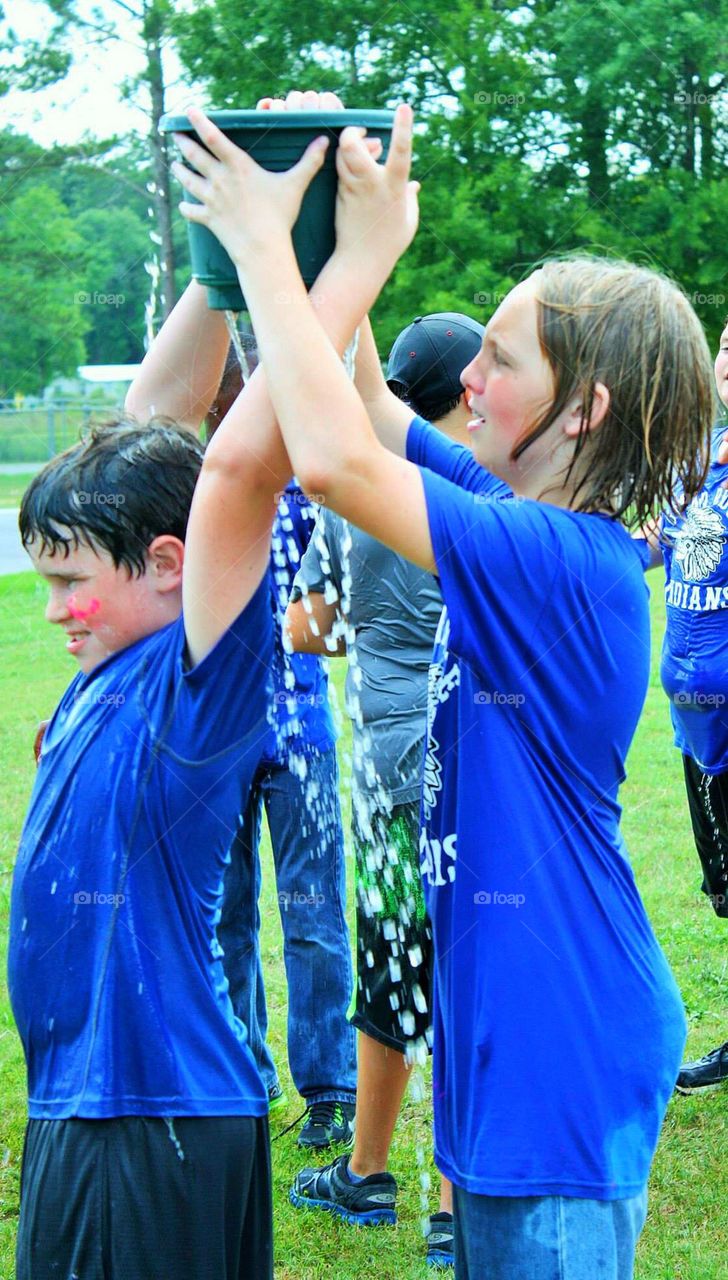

{"left": 67, "top": 594, "right": 101, "bottom": 623}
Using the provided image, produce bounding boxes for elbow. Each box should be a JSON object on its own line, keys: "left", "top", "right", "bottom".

{"left": 296, "top": 447, "right": 371, "bottom": 509}
{"left": 199, "top": 440, "right": 271, "bottom": 501}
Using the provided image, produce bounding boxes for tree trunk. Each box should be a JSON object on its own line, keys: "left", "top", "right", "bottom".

{"left": 681, "top": 59, "right": 697, "bottom": 175}
{"left": 144, "top": 3, "right": 177, "bottom": 320}
{"left": 697, "top": 84, "right": 714, "bottom": 180}
{"left": 581, "top": 89, "right": 610, "bottom": 207}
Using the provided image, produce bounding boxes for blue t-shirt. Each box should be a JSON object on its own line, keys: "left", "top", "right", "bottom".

{"left": 264, "top": 481, "right": 334, "bottom": 764}
{"left": 660, "top": 424, "right": 728, "bottom": 772}
{"left": 8, "top": 576, "right": 273, "bottom": 1119}
{"left": 408, "top": 416, "right": 686, "bottom": 1199}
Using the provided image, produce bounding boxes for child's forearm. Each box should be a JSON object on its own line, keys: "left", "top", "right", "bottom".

{"left": 125, "top": 281, "right": 230, "bottom": 430}
{"left": 354, "top": 318, "right": 412, "bottom": 458}
{"left": 233, "top": 241, "right": 384, "bottom": 503}
{"left": 202, "top": 248, "right": 377, "bottom": 484}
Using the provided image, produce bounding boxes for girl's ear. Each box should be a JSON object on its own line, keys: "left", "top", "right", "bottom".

{"left": 563, "top": 381, "right": 610, "bottom": 438}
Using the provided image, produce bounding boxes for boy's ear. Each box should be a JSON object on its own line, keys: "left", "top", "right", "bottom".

{"left": 147, "top": 535, "right": 185, "bottom": 593}
{"left": 564, "top": 381, "right": 610, "bottom": 438}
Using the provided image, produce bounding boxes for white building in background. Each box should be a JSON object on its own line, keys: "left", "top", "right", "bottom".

{"left": 41, "top": 365, "right": 142, "bottom": 402}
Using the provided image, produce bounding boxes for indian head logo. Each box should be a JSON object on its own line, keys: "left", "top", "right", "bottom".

{"left": 673, "top": 495, "right": 725, "bottom": 583}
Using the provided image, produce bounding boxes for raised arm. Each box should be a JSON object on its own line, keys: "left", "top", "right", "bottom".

{"left": 353, "top": 317, "right": 412, "bottom": 457}
{"left": 125, "top": 280, "right": 230, "bottom": 430}
{"left": 177, "top": 135, "right": 337, "bottom": 665}
{"left": 176, "top": 106, "right": 437, "bottom": 575}
{"left": 174, "top": 108, "right": 415, "bottom": 663}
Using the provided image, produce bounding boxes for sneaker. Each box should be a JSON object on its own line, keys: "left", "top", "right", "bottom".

{"left": 297, "top": 1100, "right": 356, "bottom": 1150}
{"left": 426, "top": 1211, "right": 454, "bottom": 1268}
{"left": 675, "top": 1040, "right": 728, "bottom": 1093}
{"left": 268, "top": 1081, "right": 287, "bottom": 1112}
{"left": 290, "top": 1152, "right": 397, "bottom": 1225}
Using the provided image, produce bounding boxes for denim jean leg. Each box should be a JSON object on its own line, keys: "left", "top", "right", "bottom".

{"left": 451, "top": 1185, "right": 648, "bottom": 1280}
{"left": 262, "top": 747, "right": 357, "bottom": 1102}
{"left": 218, "top": 778, "right": 278, "bottom": 1091}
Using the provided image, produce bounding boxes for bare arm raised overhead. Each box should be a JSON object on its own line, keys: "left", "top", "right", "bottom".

{"left": 176, "top": 105, "right": 437, "bottom": 575}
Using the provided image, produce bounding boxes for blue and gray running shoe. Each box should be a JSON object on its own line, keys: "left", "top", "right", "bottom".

{"left": 426, "top": 1211, "right": 454, "bottom": 1269}
{"left": 289, "top": 1153, "right": 397, "bottom": 1225}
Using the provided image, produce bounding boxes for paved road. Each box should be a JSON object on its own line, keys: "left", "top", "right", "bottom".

{"left": 0, "top": 509, "right": 30, "bottom": 576}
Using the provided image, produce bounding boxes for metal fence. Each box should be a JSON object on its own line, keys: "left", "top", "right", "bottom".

{"left": 0, "top": 401, "right": 123, "bottom": 464}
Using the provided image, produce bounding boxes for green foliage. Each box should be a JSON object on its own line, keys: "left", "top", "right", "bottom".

{"left": 171, "top": 0, "right": 727, "bottom": 345}
{"left": 0, "top": 181, "right": 88, "bottom": 395}
{"left": 2, "top": 0, "right": 726, "bottom": 385}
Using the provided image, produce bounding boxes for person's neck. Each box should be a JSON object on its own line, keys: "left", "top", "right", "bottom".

{"left": 432, "top": 404, "right": 471, "bottom": 447}
{"left": 510, "top": 442, "right": 608, "bottom": 514}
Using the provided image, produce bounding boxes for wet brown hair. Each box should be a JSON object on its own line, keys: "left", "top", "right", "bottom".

{"left": 20, "top": 419, "right": 204, "bottom": 576}
{"left": 515, "top": 256, "right": 715, "bottom": 526}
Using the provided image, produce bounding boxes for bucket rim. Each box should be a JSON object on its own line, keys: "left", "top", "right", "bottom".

{"left": 160, "top": 109, "right": 395, "bottom": 134}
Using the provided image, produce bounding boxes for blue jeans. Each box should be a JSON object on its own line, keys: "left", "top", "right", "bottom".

{"left": 452, "top": 1185, "right": 648, "bottom": 1280}
{"left": 218, "top": 747, "right": 356, "bottom": 1104}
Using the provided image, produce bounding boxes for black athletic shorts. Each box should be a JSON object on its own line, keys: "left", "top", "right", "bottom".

{"left": 16, "top": 1114, "right": 272, "bottom": 1280}
{"left": 351, "top": 799, "right": 433, "bottom": 1056}
{"left": 682, "top": 755, "right": 728, "bottom": 918}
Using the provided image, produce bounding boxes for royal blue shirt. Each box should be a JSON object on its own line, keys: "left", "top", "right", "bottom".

{"left": 408, "top": 416, "right": 686, "bottom": 1199}
{"left": 263, "top": 482, "right": 334, "bottom": 765}
{"left": 660, "top": 424, "right": 728, "bottom": 772}
{"left": 8, "top": 576, "right": 273, "bottom": 1119}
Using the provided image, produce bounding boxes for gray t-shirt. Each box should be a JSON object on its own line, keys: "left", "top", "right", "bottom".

{"left": 291, "top": 509, "right": 443, "bottom": 805}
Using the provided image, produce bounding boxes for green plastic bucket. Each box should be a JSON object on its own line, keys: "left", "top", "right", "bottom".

{"left": 160, "top": 109, "right": 395, "bottom": 310}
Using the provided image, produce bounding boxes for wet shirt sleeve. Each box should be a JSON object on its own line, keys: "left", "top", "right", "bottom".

{"left": 156, "top": 571, "right": 274, "bottom": 762}
{"left": 290, "top": 508, "right": 342, "bottom": 602}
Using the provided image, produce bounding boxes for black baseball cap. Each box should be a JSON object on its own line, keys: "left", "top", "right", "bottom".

{"left": 386, "top": 312, "right": 485, "bottom": 406}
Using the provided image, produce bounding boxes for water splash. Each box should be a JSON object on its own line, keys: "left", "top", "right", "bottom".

{"left": 224, "top": 311, "right": 253, "bottom": 383}
{"left": 144, "top": 181, "right": 160, "bottom": 351}
{"left": 164, "top": 1117, "right": 185, "bottom": 1161}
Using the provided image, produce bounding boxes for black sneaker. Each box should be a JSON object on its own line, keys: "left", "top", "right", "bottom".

{"left": 268, "top": 1081, "right": 287, "bottom": 1112}
{"left": 676, "top": 1040, "right": 728, "bottom": 1093}
{"left": 290, "top": 1152, "right": 397, "bottom": 1225}
{"left": 426, "top": 1211, "right": 454, "bottom": 1269}
{"left": 297, "top": 1100, "right": 355, "bottom": 1150}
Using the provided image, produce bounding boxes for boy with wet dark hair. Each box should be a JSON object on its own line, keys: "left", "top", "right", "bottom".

{"left": 9, "top": 130, "right": 337, "bottom": 1280}
{"left": 21, "top": 417, "right": 203, "bottom": 574}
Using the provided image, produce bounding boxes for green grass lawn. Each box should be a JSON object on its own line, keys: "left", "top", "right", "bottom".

{"left": 0, "top": 571, "right": 725, "bottom": 1279}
